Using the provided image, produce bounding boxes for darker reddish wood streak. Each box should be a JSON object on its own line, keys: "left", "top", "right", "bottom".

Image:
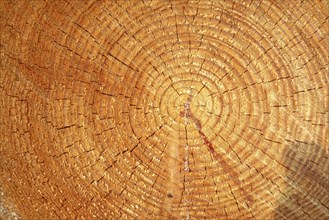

{"left": 180, "top": 100, "right": 254, "bottom": 204}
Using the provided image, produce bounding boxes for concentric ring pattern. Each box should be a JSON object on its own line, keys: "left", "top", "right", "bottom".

{"left": 0, "top": 0, "right": 328, "bottom": 219}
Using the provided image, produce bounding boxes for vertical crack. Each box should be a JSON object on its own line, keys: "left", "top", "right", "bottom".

{"left": 180, "top": 94, "right": 254, "bottom": 209}
{"left": 182, "top": 92, "right": 192, "bottom": 219}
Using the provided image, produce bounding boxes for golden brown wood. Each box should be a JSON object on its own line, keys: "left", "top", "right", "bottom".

{"left": 0, "top": 0, "right": 328, "bottom": 219}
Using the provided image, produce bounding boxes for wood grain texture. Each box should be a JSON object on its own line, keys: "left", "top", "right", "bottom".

{"left": 0, "top": 0, "right": 328, "bottom": 219}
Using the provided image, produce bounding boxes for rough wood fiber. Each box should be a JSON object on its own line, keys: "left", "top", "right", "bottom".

{"left": 0, "top": 0, "right": 328, "bottom": 219}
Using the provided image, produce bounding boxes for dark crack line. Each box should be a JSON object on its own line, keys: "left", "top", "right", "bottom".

{"left": 180, "top": 95, "right": 254, "bottom": 206}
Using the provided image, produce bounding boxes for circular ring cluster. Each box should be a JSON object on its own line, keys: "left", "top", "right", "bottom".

{"left": 0, "top": 0, "right": 328, "bottom": 219}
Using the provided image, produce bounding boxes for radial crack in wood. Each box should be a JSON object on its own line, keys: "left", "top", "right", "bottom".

{"left": 0, "top": 0, "right": 328, "bottom": 219}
